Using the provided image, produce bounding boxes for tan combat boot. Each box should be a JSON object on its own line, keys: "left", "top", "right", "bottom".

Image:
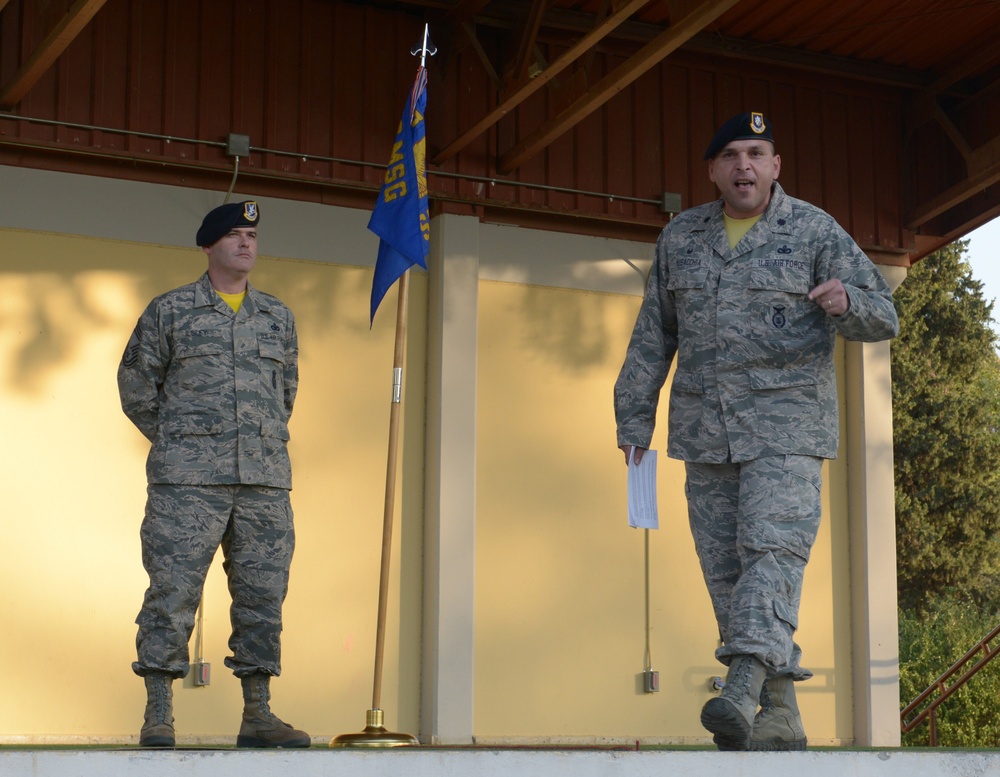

{"left": 139, "top": 672, "right": 175, "bottom": 748}
{"left": 750, "top": 676, "right": 807, "bottom": 751}
{"left": 236, "top": 674, "right": 311, "bottom": 748}
{"left": 700, "top": 655, "right": 768, "bottom": 751}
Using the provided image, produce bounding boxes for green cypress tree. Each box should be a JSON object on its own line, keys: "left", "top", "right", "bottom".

{"left": 892, "top": 241, "right": 1000, "bottom": 613}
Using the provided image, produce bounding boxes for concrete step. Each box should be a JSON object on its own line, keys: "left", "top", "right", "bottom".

{"left": 1, "top": 747, "right": 997, "bottom": 777}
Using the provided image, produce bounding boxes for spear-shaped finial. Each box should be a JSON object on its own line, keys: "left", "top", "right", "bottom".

{"left": 411, "top": 23, "right": 437, "bottom": 67}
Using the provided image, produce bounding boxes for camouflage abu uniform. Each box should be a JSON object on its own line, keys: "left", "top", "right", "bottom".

{"left": 119, "top": 271, "right": 298, "bottom": 679}
{"left": 614, "top": 181, "right": 899, "bottom": 676}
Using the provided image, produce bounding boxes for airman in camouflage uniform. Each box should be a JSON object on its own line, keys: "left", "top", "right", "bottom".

{"left": 614, "top": 113, "right": 899, "bottom": 751}
{"left": 118, "top": 201, "right": 310, "bottom": 749}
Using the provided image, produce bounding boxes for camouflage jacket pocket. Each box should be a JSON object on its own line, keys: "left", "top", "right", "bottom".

{"left": 257, "top": 336, "right": 286, "bottom": 363}
{"left": 161, "top": 414, "right": 226, "bottom": 437}
{"left": 671, "top": 371, "right": 704, "bottom": 394}
{"left": 747, "top": 368, "right": 816, "bottom": 392}
{"left": 667, "top": 264, "right": 709, "bottom": 291}
{"left": 260, "top": 417, "right": 290, "bottom": 441}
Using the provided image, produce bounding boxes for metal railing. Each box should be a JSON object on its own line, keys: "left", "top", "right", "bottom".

{"left": 900, "top": 622, "right": 1000, "bottom": 745}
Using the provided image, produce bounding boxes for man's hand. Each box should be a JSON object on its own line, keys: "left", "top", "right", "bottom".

{"left": 808, "top": 278, "right": 849, "bottom": 317}
{"left": 620, "top": 445, "right": 647, "bottom": 465}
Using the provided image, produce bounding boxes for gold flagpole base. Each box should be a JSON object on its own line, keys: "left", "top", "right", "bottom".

{"left": 329, "top": 708, "right": 419, "bottom": 748}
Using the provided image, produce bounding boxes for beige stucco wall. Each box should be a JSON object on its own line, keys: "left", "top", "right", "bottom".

{"left": 0, "top": 226, "right": 425, "bottom": 742}
{"left": 472, "top": 279, "right": 851, "bottom": 742}
{"left": 0, "top": 165, "right": 896, "bottom": 746}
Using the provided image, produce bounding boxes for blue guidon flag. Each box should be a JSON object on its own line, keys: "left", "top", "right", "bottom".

{"left": 368, "top": 66, "right": 430, "bottom": 325}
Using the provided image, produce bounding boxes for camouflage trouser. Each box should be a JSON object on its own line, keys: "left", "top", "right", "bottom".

{"left": 684, "top": 455, "right": 822, "bottom": 677}
{"left": 133, "top": 484, "right": 295, "bottom": 679}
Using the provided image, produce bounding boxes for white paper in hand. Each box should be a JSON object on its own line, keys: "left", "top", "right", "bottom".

{"left": 627, "top": 448, "right": 659, "bottom": 529}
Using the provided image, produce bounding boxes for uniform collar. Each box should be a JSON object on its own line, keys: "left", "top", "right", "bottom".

{"left": 193, "top": 272, "right": 269, "bottom": 316}
{"left": 759, "top": 182, "right": 793, "bottom": 235}
{"left": 696, "top": 182, "right": 793, "bottom": 258}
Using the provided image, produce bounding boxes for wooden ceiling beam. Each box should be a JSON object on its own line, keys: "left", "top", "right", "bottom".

{"left": 462, "top": 20, "right": 504, "bottom": 91}
{"left": 498, "top": 0, "right": 741, "bottom": 173}
{"left": 907, "top": 134, "right": 1000, "bottom": 229}
{"left": 925, "top": 43, "right": 1000, "bottom": 96}
{"left": 471, "top": 0, "right": 934, "bottom": 91}
{"left": 510, "top": 0, "right": 549, "bottom": 84}
{"left": 432, "top": 0, "right": 651, "bottom": 165}
{"left": 665, "top": 0, "right": 705, "bottom": 23}
{"left": 684, "top": 31, "right": 933, "bottom": 91}
{"left": 440, "top": 0, "right": 495, "bottom": 28}
{"left": 0, "top": 0, "right": 108, "bottom": 110}
{"left": 904, "top": 43, "right": 1000, "bottom": 136}
{"left": 431, "top": 0, "right": 497, "bottom": 73}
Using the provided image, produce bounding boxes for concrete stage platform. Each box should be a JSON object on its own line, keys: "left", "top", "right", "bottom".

{"left": 2, "top": 747, "right": 1000, "bottom": 777}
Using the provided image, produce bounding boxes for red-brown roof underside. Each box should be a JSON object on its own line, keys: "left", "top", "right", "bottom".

{"left": 3, "top": 0, "right": 1000, "bottom": 264}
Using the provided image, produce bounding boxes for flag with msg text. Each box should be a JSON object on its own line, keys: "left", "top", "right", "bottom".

{"left": 368, "top": 66, "right": 430, "bottom": 324}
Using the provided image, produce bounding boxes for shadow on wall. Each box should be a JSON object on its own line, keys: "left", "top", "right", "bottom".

{"left": 2, "top": 235, "right": 385, "bottom": 393}
{"left": 517, "top": 284, "right": 620, "bottom": 372}
{"left": 0, "top": 228, "right": 421, "bottom": 739}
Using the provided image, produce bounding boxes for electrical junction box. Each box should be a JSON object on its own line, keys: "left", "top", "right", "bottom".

{"left": 226, "top": 133, "right": 250, "bottom": 157}
{"left": 660, "top": 192, "right": 682, "bottom": 214}
{"left": 194, "top": 661, "right": 211, "bottom": 686}
{"left": 643, "top": 669, "right": 659, "bottom": 693}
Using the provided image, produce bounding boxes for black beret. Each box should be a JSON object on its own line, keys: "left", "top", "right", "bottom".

{"left": 196, "top": 201, "right": 260, "bottom": 246}
{"left": 703, "top": 112, "right": 774, "bottom": 160}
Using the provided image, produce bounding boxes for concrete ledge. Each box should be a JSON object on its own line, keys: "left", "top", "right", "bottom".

{"left": 2, "top": 748, "right": 998, "bottom": 777}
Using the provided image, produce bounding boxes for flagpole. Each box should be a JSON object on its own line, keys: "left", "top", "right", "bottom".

{"left": 371, "top": 267, "right": 410, "bottom": 714}
{"left": 331, "top": 271, "right": 418, "bottom": 748}
{"left": 331, "top": 24, "right": 434, "bottom": 749}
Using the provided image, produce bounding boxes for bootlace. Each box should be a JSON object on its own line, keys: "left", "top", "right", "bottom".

{"left": 758, "top": 680, "right": 774, "bottom": 713}
{"left": 147, "top": 677, "right": 171, "bottom": 724}
{"left": 724, "top": 658, "right": 756, "bottom": 699}
{"left": 248, "top": 677, "right": 282, "bottom": 724}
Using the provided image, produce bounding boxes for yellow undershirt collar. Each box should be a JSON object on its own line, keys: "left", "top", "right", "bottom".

{"left": 216, "top": 289, "right": 246, "bottom": 313}
{"left": 723, "top": 213, "right": 762, "bottom": 250}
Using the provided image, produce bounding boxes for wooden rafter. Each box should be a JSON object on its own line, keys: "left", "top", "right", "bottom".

{"left": 442, "top": 0, "right": 495, "bottom": 28}
{"left": 0, "top": 0, "right": 108, "bottom": 110}
{"left": 926, "top": 44, "right": 1000, "bottom": 98}
{"left": 578, "top": 0, "right": 613, "bottom": 81}
{"left": 498, "top": 0, "right": 741, "bottom": 172}
{"left": 665, "top": 0, "right": 705, "bottom": 22}
{"left": 432, "top": 0, "right": 652, "bottom": 165}
{"left": 462, "top": 21, "right": 504, "bottom": 92}
{"left": 904, "top": 43, "right": 1000, "bottom": 136}
{"left": 900, "top": 42, "right": 1000, "bottom": 231}
{"left": 511, "top": 0, "right": 549, "bottom": 84}
{"left": 907, "top": 133, "right": 1000, "bottom": 229}
{"left": 435, "top": 0, "right": 495, "bottom": 61}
